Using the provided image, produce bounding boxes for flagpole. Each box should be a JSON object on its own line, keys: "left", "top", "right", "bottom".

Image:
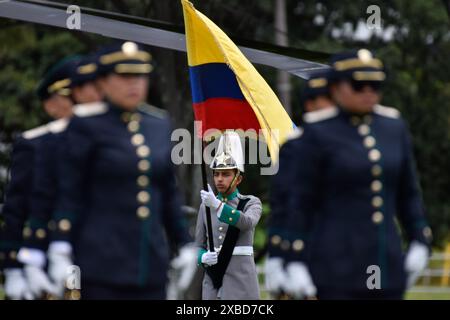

{"left": 201, "top": 139, "right": 215, "bottom": 252}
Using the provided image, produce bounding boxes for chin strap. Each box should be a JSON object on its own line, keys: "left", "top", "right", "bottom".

{"left": 223, "top": 170, "right": 240, "bottom": 196}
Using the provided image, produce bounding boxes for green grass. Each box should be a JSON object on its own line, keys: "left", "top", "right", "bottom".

{"left": 405, "top": 291, "right": 450, "bottom": 300}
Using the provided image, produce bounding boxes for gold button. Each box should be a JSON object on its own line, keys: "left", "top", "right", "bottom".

{"left": 219, "top": 235, "right": 223, "bottom": 240}
{"left": 423, "top": 227, "right": 432, "bottom": 239}
{"left": 223, "top": 198, "right": 228, "bottom": 202}
{"left": 364, "top": 136, "right": 376, "bottom": 149}
{"left": 130, "top": 113, "right": 142, "bottom": 122}
{"left": 372, "top": 196, "right": 383, "bottom": 208}
{"left": 23, "top": 227, "right": 32, "bottom": 238}
{"left": 231, "top": 209, "right": 236, "bottom": 214}
{"left": 36, "top": 228, "right": 47, "bottom": 239}
{"left": 292, "top": 239, "right": 304, "bottom": 252}
{"left": 138, "top": 159, "right": 151, "bottom": 171}
{"left": 136, "top": 145, "right": 151, "bottom": 158}
{"left": 371, "top": 164, "right": 382, "bottom": 177}
{"left": 9, "top": 251, "right": 17, "bottom": 260}
{"left": 372, "top": 211, "right": 384, "bottom": 224}
{"left": 358, "top": 124, "right": 370, "bottom": 136}
{"left": 137, "top": 206, "right": 150, "bottom": 219}
{"left": 218, "top": 226, "right": 224, "bottom": 231}
{"left": 137, "top": 175, "right": 149, "bottom": 187}
{"left": 371, "top": 180, "right": 383, "bottom": 192}
{"left": 280, "top": 240, "right": 290, "bottom": 251}
{"left": 68, "top": 290, "right": 81, "bottom": 300}
{"left": 228, "top": 217, "right": 233, "bottom": 222}
{"left": 131, "top": 134, "right": 145, "bottom": 146}
{"left": 127, "top": 121, "right": 139, "bottom": 132}
{"left": 137, "top": 191, "right": 150, "bottom": 204}
{"left": 350, "top": 116, "right": 361, "bottom": 126}
{"left": 271, "top": 235, "right": 282, "bottom": 246}
{"left": 368, "top": 149, "right": 381, "bottom": 162}
{"left": 121, "top": 112, "right": 131, "bottom": 122}
{"left": 59, "top": 219, "right": 71, "bottom": 232}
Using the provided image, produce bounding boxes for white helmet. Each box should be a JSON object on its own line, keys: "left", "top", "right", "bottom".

{"left": 210, "top": 131, "right": 244, "bottom": 173}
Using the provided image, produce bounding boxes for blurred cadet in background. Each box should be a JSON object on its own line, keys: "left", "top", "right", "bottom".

{"left": 17, "top": 54, "right": 103, "bottom": 299}
{"left": 48, "top": 41, "right": 196, "bottom": 299}
{"left": 269, "top": 49, "right": 432, "bottom": 300}
{"left": 0, "top": 57, "right": 77, "bottom": 299}
{"left": 265, "top": 70, "right": 334, "bottom": 298}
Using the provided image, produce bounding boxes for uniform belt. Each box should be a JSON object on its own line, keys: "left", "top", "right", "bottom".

{"left": 215, "top": 245, "right": 253, "bottom": 256}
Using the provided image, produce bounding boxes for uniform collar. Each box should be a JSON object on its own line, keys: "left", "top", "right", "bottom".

{"left": 217, "top": 188, "right": 239, "bottom": 202}
{"left": 338, "top": 105, "right": 374, "bottom": 126}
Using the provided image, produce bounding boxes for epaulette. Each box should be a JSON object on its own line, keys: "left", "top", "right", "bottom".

{"left": 47, "top": 118, "right": 69, "bottom": 134}
{"left": 303, "top": 106, "right": 339, "bottom": 123}
{"left": 73, "top": 102, "right": 107, "bottom": 117}
{"left": 374, "top": 104, "right": 401, "bottom": 119}
{"left": 22, "top": 124, "right": 49, "bottom": 140}
{"left": 285, "top": 127, "right": 303, "bottom": 141}
{"left": 138, "top": 104, "right": 168, "bottom": 119}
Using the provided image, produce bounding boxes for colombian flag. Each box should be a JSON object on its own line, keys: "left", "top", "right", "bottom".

{"left": 182, "top": 0, "right": 295, "bottom": 162}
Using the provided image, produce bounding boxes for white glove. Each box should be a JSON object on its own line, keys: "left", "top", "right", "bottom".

{"left": 17, "top": 247, "right": 58, "bottom": 297}
{"left": 3, "top": 268, "right": 33, "bottom": 300}
{"left": 264, "top": 257, "right": 288, "bottom": 295}
{"left": 285, "top": 262, "right": 317, "bottom": 299}
{"left": 48, "top": 241, "right": 74, "bottom": 298}
{"left": 23, "top": 265, "right": 59, "bottom": 298}
{"left": 170, "top": 244, "right": 198, "bottom": 292}
{"left": 201, "top": 251, "right": 218, "bottom": 266}
{"left": 200, "top": 184, "right": 222, "bottom": 210}
{"left": 405, "top": 241, "right": 429, "bottom": 288}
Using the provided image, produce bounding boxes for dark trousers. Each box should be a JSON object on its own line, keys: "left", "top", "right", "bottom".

{"left": 81, "top": 281, "right": 166, "bottom": 300}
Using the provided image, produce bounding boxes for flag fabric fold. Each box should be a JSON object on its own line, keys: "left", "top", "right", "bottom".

{"left": 182, "top": 0, "right": 295, "bottom": 162}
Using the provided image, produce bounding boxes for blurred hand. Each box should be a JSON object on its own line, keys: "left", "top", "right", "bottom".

{"left": 4, "top": 268, "right": 33, "bottom": 300}
{"left": 284, "top": 262, "right": 317, "bottom": 299}
{"left": 170, "top": 244, "right": 198, "bottom": 292}
{"left": 405, "top": 241, "right": 429, "bottom": 288}
{"left": 264, "top": 257, "right": 288, "bottom": 295}
{"left": 23, "top": 265, "right": 58, "bottom": 298}
{"left": 48, "top": 241, "right": 74, "bottom": 298}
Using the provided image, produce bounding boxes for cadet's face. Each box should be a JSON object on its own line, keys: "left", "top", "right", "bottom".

{"left": 72, "top": 82, "right": 103, "bottom": 104}
{"left": 100, "top": 74, "right": 149, "bottom": 111}
{"left": 331, "top": 81, "right": 381, "bottom": 114}
{"left": 213, "top": 170, "right": 242, "bottom": 194}
{"left": 305, "top": 96, "right": 333, "bottom": 112}
{"left": 43, "top": 94, "right": 73, "bottom": 119}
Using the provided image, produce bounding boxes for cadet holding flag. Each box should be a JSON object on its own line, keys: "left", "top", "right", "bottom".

{"left": 195, "top": 131, "right": 262, "bottom": 300}
{"left": 279, "top": 49, "right": 431, "bottom": 299}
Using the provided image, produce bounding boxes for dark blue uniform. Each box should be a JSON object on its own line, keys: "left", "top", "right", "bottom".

{"left": 0, "top": 126, "right": 50, "bottom": 270}
{"left": 268, "top": 130, "right": 302, "bottom": 259}
{"left": 52, "top": 102, "right": 190, "bottom": 296}
{"left": 276, "top": 105, "right": 431, "bottom": 298}
{"left": 18, "top": 57, "right": 82, "bottom": 255}
{"left": 23, "top": 120, "right": 69, "bottom": 252}
{"left": 268, "top": 71, "right": 330, "bottom": 261}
